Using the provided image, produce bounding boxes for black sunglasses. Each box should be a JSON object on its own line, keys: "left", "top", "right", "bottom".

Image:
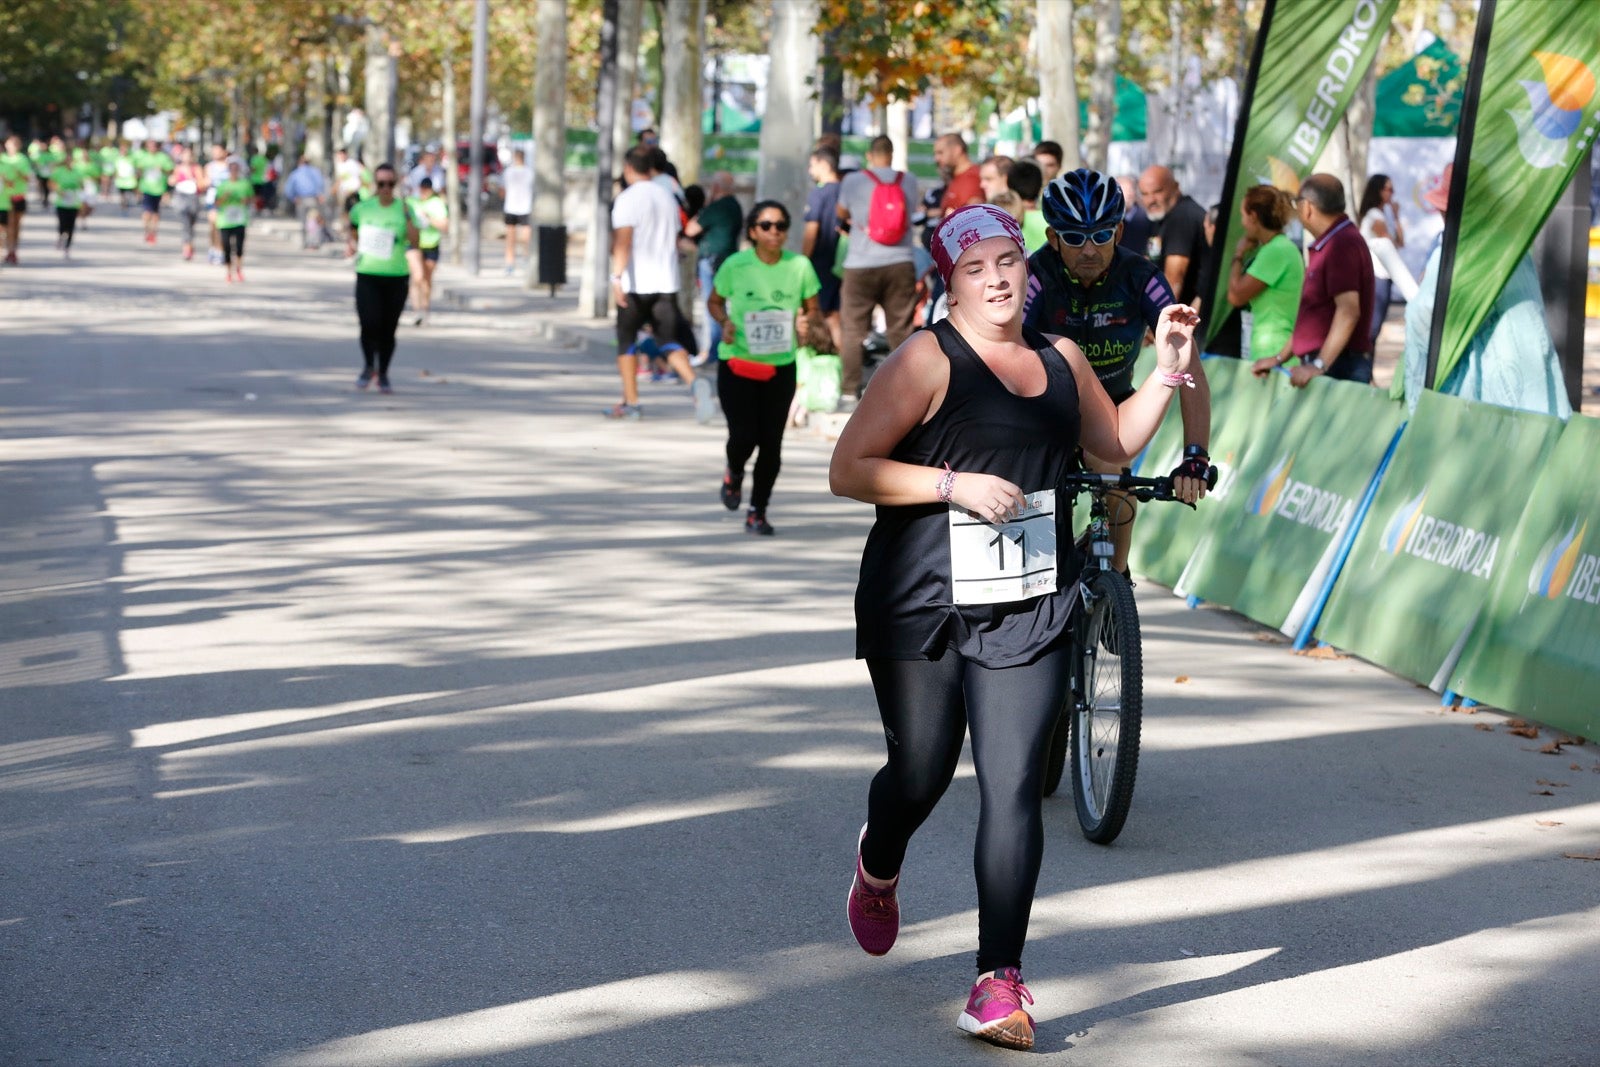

{"left": 375, "top": 180, "right": 396, "bottom": 188}
{"left": 754, "top": 219, "right": 789, "bottom": 232}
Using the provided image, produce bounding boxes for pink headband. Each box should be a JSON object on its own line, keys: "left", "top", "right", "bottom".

{"left": 931, "top": 204, "right": 1026, "bottom": 287}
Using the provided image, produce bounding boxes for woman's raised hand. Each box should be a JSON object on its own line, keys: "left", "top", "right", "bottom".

{"left": 1154, "top": 303, "right": 1200, "bottom": 375}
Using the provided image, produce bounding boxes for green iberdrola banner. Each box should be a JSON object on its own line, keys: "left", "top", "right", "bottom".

{"left": 1449, "top": 415, "right": 1600, "bottom": 740}
{"left": 1205, "top": 0, "right": 1399, "bottom": 342}
{"left": 1315, "top": 391, "right": 1563, "bottom": 689}
{"left": 1429, "top": 0, "right": 1600, "bottom": 387}
{"left": 1177, "top": 377, "right": 1403, "bottom": 633}
{"left": 1127, "top": 357, "right": 1285, "bottom": 588}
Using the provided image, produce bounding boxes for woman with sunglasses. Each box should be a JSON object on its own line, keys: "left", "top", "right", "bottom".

{"left": 346, "top": 163, "right": 419, "bottom": 394}
{"left": 1021, "top": 168, "right": 1212, "bottom": 579}
{"left": 831, "top": 204, "right": 1200, "bottom": 1050}
{"left": 707, "top": 200, "right": 824, "bottom": 535}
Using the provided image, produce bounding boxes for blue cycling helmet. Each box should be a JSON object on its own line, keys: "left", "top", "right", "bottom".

{"left": 1040, "top": 168, "right": 1125, "bottom": 232}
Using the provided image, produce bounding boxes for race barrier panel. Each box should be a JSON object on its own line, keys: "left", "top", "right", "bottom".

{"left": 1447, "top": 414, "right": 1600, "bottom": 740}
{"left": 1313, "top": 390, "right": 1565, "bottom": 690}
{"left": 1127, "top": 357, "right": 1284, "bottom": 588}
{"left": 1176, "top": 375, "right": 1405, "bottom": 633}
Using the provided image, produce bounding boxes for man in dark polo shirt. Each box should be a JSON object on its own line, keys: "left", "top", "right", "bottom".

{"left": 1252, "top": 173, "right": 1375, "bottom": 387}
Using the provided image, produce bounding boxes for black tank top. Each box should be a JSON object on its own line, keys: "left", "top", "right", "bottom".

{"left": 855, "top": 318, "right": 1084, "bottom": 668}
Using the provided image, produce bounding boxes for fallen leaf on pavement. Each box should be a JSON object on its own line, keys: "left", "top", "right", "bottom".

{"left": 1253, "top": 633, "right": 1285, "bottom": 644}
{"left": 1295, "top": 645, "right": 1346, "bottom": 660}
{"left": 1561, "top": 851, "right": 1600, "bottom": 861}
{"left": 1450, "top": 704, "right": 1479, "bottom": 714}
{"left": 1572, "top": 764, "right": 1584, "bottom": 771}
{"left": 1540, "top": 740, "right": 1567, "bottom": 754}
{"left": 1474, "top": 723, "right": 1495, "bottom": 732}
{"left": 1558, "top": 735, "right": 1587, "bottom": 747}
{"left": 1507, "top": 724, "right": 1541, "bottom": 739}
{"left": 1174, "top": 676, "right": 1190, "bottom": 684}
{"left": 1506, "top": 718, "right": 1532, "bottom": 728}
{"left": 1535, "top": 820, "right": 1563, "bottom": 827}
{"left": 1179, "top": 948, "right": 1197, "bottom": 957}
{"left": 1532, "top": 789, "right": 1556, "bottom": 796}
{"left": 1536, "top": 779, "right": 1569, "bottom": 788}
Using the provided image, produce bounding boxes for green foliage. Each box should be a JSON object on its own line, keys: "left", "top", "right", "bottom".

{"left": 0, "top": 0, "right": 161, "bottom": 128}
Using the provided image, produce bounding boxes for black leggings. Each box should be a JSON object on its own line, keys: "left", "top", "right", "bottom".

{"left": 221, "top": 227, "right": 246, "bottom": 264}
{"left": 355, "top": 273, "right": 411, "bottom": 375}
{"left": 717, "top": 359, "right": 796, "bottom": 512}
{"left": 56, "top": 207, "right": 78, "bottom": 248}
{"left": 861, "top": 641, "right": 1070, "bottom": 974}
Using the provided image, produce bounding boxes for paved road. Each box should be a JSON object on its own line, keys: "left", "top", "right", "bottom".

{"left": 2, "top": 215, "right": 1598, "bottom": 1066}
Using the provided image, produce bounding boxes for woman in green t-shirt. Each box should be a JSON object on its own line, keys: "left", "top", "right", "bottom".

{"left": 346, "top": 163, "right": 420, "bottom": 394}
{"left": 1224, "top": 184, "right": 1305, "bottom": 364}
{"left": 213, "top": 159, "right": 254, "bottom": 283}
{"left": 404, "top": 178, "right": 449, "bottom": 326}
{"left": 707, "top": 200, "right": 824, "bottom": 536}
{"left": 49, "top": 159, "right": 84, "bottom": 258}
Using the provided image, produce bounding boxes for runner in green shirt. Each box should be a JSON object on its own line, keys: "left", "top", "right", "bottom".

{"left": 2, "top": 136, "right": 32, "bottom": 263}
{"left": 346, "top": 163, "right": 420, "bottom": 393}
{"left": 1224, "top": 185, "right": 1306, "bottom": 364}
{"left": 137, "top": 140, "right": 174, "bottom": 245}
{"left": 113, "top": 142, "right": 139, "bottom": 212}
{"left": 405, "top": 178, "right": 449, "bottom": 325}
{"left": 69, "top": 145, "right": 99, "bottom": 229}
{"left": 29, "top": 139, "right": 62, "bottom": 209}
{"left": 50, "top": 159, "right": 85, "bottom": 257}
{"left": 213, "top": 159, "right": 254, "bottom": 283}
{"left": 707, "top": 199, "right": 825, "bottom": 535}
{"left": 97, "top": 143, "right": 119, "bottom": 198}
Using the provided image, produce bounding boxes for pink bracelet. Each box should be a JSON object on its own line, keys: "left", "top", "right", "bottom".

{"left": 1160, "top": 372, "right": 1196, "bottom": 389}
{"left": 936, "top": 463, "right": 957, "bottom": 503}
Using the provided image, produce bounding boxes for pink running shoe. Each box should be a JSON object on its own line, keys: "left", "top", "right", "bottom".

{"left": 957, "top": 967, "right": 1035, "bottom": 1050}
{"left": 846, "top": 824, "right": 898, "bottom": 956}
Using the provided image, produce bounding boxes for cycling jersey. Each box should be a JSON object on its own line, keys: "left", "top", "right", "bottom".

{"left": 1023, "top": 244, "right": 1173, "bottom": 402}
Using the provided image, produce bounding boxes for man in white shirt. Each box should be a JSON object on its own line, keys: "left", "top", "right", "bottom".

{"left": 608, "top": 145, "right": 713, "bottom": 422}
{"left": 501, "top": 148, "right": 533, "bottom": 275}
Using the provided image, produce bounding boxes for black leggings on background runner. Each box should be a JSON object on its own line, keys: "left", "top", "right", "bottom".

{"left": 861, "top": 641, "right": 1070, "bottom": 974}
{"left": 717, "top": 359, "right": 797, "bottom": 512}
{"left": 355, "top": 273, "right": 411, "bottom": 376}
{"left": 221, "top": 228, "right": 246, "bottom": 264}
{"left": 56, "top": 207, "right": 77, "bottom": 249}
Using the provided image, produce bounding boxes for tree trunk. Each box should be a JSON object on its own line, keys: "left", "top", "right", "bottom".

{"left": 1035, "top": 0, "right": 1082, "bottom": 167}
{"left": 612, "top": 0, "right": 644, "bottom": 168}
{"left": 757, "top": 0, "right": 819, "bottom": 252}
{"left": 886, "top": 100, "right": 910, "bottom": 171}
{"left": 365, "top": 24, "right": 396, "bottom": 166}
{"left": 444, "top": 53, "right": 461, "bottom": 264}
{"left": 1313, "top": 59, "right": 1376, "bottom": 213}
{"left": 467, "top": 0, "right": 489, "bottom": 276}
{"left": 582, "top": 0, "right": 621, "bottom": 318}
{"left": 530, "top": 0, "right": 568, "bottom": 289}
{"left": 306, "top": 53, "right": 328, "bottom": 168}
{"left": 1085, "top": 0, "right": 1120, "bottom": 172}
{"left": 820, "top": 30, "right": 844, "bottom": 136}
{"left": 661, "top": 0, "right": 703, "bottom": 186}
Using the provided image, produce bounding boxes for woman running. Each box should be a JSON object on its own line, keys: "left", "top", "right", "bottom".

{"left": 49, "top": 153, "right": 84, "bottom": 259}
{"left": 406, "top": 177, "right": 448, "bottom": 326}
{"left": 347, "top": 163, "right": 418, "bottom": 394}
{"left": 212, "top": 159, "right": 253, "bottom": 283}
{"left": 829, "top": 204, "right": 1198, "bottom": 1052}
{"left": 707, "top": 199, "right": 822, "bottom": 535}
{"left": 169, "top": 147, "right": 208, "bottom": 261}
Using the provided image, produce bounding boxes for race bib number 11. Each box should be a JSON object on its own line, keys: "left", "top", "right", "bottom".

{"left": 947, "top": 489, "right": 1058, "bottom": 605}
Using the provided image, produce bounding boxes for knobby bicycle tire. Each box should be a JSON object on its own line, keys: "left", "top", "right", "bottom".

{"left": 1070, "top": 569, "right": 1142, "bottom": 844}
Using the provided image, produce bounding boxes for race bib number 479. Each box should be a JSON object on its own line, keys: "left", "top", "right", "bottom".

{"left": 742, "top": 309, "right": 794, "bottom": 356}
{"left": 947, "top": 489, "right": 1058, "bottom": 605}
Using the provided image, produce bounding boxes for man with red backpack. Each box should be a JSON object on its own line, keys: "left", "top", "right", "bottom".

{"left": 835, "top": 135, "right": 921, "bottom": 408}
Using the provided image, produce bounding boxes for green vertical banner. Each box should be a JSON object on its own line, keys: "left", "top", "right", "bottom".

{"left": 1204, "top": 0, "right": 1399, "bottom": 344}
{"left": 1315, "top": 391, "right": 1564, "bottom": 689}
{"left": 1128, "top": 358, "right": 1285, "bottom": 588}
{"left": 1427, "top": 0, "right": 1600, "bottom": 388}
{"left": 1450, "top": 415, "right": 1600, "bottom": 739}
{"left": 1177, "top": 378, "right": 1403, "bottom": 632}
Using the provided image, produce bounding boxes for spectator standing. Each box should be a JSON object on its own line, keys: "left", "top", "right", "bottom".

{"left": 607, "top": 145, "right": 714, "bottom": 422}
{"left": 1224, "top": 185, "right": 1304, "bottom": 364}
{"left": 1114, "top": 174, "right": 1151, "bottom": 256}
{"left": 1251, "top": 174, "right": 1375, "bottom": 387}
{"left": 1356, "top": 173, "right": 1418, "bottom": 348}
{"left": 501, "top": 148, "right": 534, "bottom": 274}
{"left": 836, "top": 135, "right": 920, "bottom": 406}
{"left": 802, "top": 146, "right": 845, "bottom": 351}
{"left": 978, "top": 155, "right": 1013, "bottom": 202}
{"left": 1137, "top": 165, "right": 1207, "bottom": 306}
{"left": 685, "top": 171, "right": 743, "bottom": 361}
{"left": 1031, "top": 140, "right": 1063, "bottom": 182}
{"left": 931, "top": 134, "right": 984, "bottom": 224}
{"left": 283, "top": 156, "right": 326, "bottom": 214}
{"left": 404, "top": 150, "right": 446, "bottom": 200}
{"left": 708, "top": 200, "right": 824, "bottom": 535}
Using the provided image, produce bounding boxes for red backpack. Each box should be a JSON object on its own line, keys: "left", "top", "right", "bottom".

{"left": 864, "top": 169, "right": 908, "bottom": 245}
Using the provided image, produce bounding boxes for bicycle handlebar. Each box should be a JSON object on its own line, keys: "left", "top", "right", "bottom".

{"left": 1061, "top": 466, "right": 1219, "bottom": 504}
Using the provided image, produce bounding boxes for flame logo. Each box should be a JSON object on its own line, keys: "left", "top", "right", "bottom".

{"left": 1248, "top": 454, "right": 1293, "bottom": 516}
{"left": 1511, "top": 52, "right": 1598, "bottom": 170}
{"left": 1381, "top": 489, "right": 1428, "bottom": 554}
{"left": 1528, "top": 519, "right": 1586, "bottom": 599}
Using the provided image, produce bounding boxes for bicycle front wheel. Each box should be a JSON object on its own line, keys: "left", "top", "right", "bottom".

{"left": 1070, "top": 569, "right": 1143, "bottom": 844}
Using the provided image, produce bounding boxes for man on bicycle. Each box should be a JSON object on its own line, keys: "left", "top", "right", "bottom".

{"left": 1024, "top": 168, "right": 1213, "bottom": 577}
